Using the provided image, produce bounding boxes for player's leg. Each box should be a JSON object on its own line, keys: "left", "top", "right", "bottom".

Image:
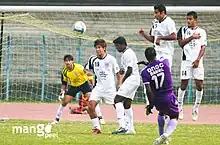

{"left": 124, "top": 97, "right": 135, "bottom": 134}
{"left": 178, "top": 61, "right": 191, "bottom": 120}
{"left": 69, "top": 92, "right": 85, "bottom": 114}
{"left": 112, "top": 94, "right": 127, "bottom": 134}
{"left": 95, "top": 103, "right": 105, "bottom": 125}
{"left": 192, "top": 67, "right": 204, "bottom": 121}
{"left": 51, "top": 86, "right": 77, "bottom": 124}
{"left": 157, "top": 112, "right": 165, "bottom": 136}
{"left": 52, "top": 96, "right": 73, "bottom": 124}
{"left": 154, "top": 94, "right": 179, "bottom": 145}
{"left": 112, "top": 81, "right": 139, "bottom": 134}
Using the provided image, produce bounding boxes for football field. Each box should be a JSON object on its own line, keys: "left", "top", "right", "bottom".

{"left": 0, "top": 103, "right": 220, "bottom": 145}
{"left": 0, "top": 120, "right": 220, "bottom": 145}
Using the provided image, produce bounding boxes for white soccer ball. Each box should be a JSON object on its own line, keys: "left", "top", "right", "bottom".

{"left": 72, "top": 21, "right": 87, "bottom": 34}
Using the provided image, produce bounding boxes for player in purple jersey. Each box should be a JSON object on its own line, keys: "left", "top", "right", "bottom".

{"left": 141, "top": 47, "right": 179, "bottom": 145}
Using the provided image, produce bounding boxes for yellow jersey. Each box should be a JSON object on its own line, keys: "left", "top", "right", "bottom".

{"left": 62, "top": 63, "right": 89, "bottom": 87}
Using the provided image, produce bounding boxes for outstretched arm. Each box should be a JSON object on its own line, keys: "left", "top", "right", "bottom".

{"left": 139, "top": 28, "right": 154, "bottom": 43}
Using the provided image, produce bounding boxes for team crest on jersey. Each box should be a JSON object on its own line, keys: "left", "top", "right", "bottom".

{"left": 74, "top": 72, "right": 78, "bottom": 77}
{"left": 104, "top": 62, "right": 109, "bottom": 67}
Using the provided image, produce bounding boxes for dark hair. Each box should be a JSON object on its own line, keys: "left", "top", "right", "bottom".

{"left": 154, "top": 4, "right": 166, "bottom": 14}
{"left": 187, "top": 11, "right": 197, "bottom": 19}
{"left": 64, "top": 54, "right": 73, "bottom": 61}
{"left": 94, "top": 39, "right": 107, "bottom": 48}
{"left": 113, "top": 36, "right": 127, "bottom": 46}
{"left": 145, "top": 47, "right": 156, "bottom": 61}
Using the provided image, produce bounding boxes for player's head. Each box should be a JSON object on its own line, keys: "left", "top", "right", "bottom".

{"left": 64, "top": 54, "right": 74, "bottom": 69}
{"left": 94, "top": 39, "right": 107, "bottom": 58}
{"left": 187, "top": 11, "right": 198, "bottom": 27}
{"left": 113, "top": 36, "right": 127, "bottom": 52}
{"left": 154, "top": 4, "right": 166, "bottom": 21}
{"left": 145, "top": 47, "right": 156, "bottom": 62}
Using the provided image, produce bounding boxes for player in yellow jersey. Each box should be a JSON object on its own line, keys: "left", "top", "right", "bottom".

{"left": 51, "top": 54, "right": 93, "bottom": 124}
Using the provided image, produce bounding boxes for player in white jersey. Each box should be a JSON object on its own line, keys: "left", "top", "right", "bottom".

{"left": 112, "top": 36, "right": 140, "bottom": 135}
{"left": 139, "top": 4, "right": 177, "bottom": 68}
{"left": 177, "top": 11, "right": 207, "bottom": 121}
{"left": 87, "top": 39, "right": 121, "bottom": 134}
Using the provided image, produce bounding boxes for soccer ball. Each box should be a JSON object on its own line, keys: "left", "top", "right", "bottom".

{"left": 72, "top": 21, "right": 86, "bottom": 34}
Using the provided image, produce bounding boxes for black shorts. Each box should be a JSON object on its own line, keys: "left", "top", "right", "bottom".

{"left": 66, "top": 81, "right": 92, "bottom": 97}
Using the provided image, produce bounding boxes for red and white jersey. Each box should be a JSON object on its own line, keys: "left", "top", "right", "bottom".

{"left": 177, "top": 26, "right": 207, "bottom": 62}
{"left": 150, "top": 16, "right": 177, "bottom": 55}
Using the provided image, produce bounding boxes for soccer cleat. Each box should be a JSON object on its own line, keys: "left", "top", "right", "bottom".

{"left": 92, "top": 128, "right": 102, "bottom": 134}
{"left": 51, "top": 120, "right": 59, "bottom": 125}
{"left": 153, "top": 134, "right": 168, "bottom": 145}
{"left": 125, "top": 129, "right": 136, "bottom": 135}
{"left": 179, "top": 109, "right": 184, "bottom": 120}
{"left": 162, "top": 137, "right": 171, "bottom": 144}
{"left": 99, "top": 118, "right": 106, "bottom": 125}
{"left": 112, "top": 127, "right": 128, "bottom": 134}
{"left": 192, "top": 108, "right": 199, "bottom": 121}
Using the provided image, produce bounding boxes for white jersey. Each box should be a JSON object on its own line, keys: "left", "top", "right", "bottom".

{"left": 177, "top": 26, "right": 207, "bottom": 62}
{"left": 87, "top": 54, "right": 119, "bottom": 92}
{"left": 150, "top": 16, "right": 176, "bottom": 55}
{"left": 121, "top": 48, "right": 140, "bottom": 83}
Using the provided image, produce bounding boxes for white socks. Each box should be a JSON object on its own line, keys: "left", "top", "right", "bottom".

{"left": 177, "top": 88, "right": 186, "bottom": 111}
{"left": 56, "top": 104, "right": 64, "bottom": 120}
{"left": 115, "top": 102, "right": 126, "bottom": 128}
{"left": 194, "top": 89, "right": 203, "bottom": 109}
{"left": 125, "top": 108, "right": 134, "bottom": 130}
{"left": 95, "top": 104, "right": 102, "bottom": 117}
{"left": 91, "top": 118, "right": 101, "bottom": 130}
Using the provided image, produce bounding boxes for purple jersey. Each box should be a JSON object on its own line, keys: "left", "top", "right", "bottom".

{"left": 141, "top": 58, "right": 174, "bottom": 99}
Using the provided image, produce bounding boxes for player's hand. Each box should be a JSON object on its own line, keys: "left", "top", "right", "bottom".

{"left": 145, "top": 105, "right": 153, "bottom": 116}
{"left": 192, "top": 59, "right": 200, "bottom": 68}
{"left": 156, "top": 36, "right": 161, "bottom": 45}
{"left": 192, "top": 33, "right": 200, "bottom": 39}
{"left": 137, "top": 61, "right": 149, "bottom": 66}
{"left": 58, "top": 89, "right": 65, "bottom": 101}
{"left": 139, "top": 28, "right": 145, "bottom": 37}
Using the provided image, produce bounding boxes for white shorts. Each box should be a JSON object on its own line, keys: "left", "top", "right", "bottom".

{"left": 156, "top": 51, "right": 173, "bottom": 68}
{"left": 180, "top": 61, "right": 204, "bottom": 80}
{"left": 89, "top": 87, "right": 116, "bottom": 105}
{"left": 117, "top": 79, "right": 139, "bottom": 100}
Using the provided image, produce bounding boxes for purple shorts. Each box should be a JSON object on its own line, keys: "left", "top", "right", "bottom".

{"left": 154, "top": 93, "right": 179, "bottom": 117}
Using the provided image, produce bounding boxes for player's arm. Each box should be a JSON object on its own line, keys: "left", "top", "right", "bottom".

{"left": 59, "top": 70, "right": 68, "bottom": 101}
{"left": 112, "top": 57, "right": 122, "bottom": 89}
{"left": 192, "top": 30, "right": 207, "bottom": 68}
{"left": 157, "top": 32, "right": 177, "bottom": 41}
{"left": 139, "top": 28, "right": 154, "bottom": 43}
{"left": 144, "top": 84, "right": 154, "bottom": 115}
{"left": 158, "top": 20, "right": 177, "bottom": 41}
{"left": 122, "top": 66, "right": 132, "bottom": 83}
{"left": 177, "top": 27, "right": 200, "bottom": 48}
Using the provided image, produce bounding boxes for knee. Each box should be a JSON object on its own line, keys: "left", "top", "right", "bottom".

{"left": 158, "top": 112, "right": 165, "bottom": 116}
{"left": 180, "top": 80, "right": 189, "bottom": 90}
{"left": 88, "top": 101, "right": 96, "bottom": 112}
{"left": 123, "top": 99, "right": 132, "bottom": 109}
{"left": 114, "top": 95, "right": 124, "bottom": 104}
{"left": 195, "top": 81, "right": 203, "bottom": 91}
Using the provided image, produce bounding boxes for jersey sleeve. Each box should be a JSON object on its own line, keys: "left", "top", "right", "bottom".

{"left": 167, "top": 19, "right": 177, "bottom": 35}
{"left": 149, "top": 20, "right": 156, "bottom": 36}
{"left": 61, "top": 67, "right": 68, "bottom": 84}
{"left": 124, "top": 51, "right": 134, "bottom": 68}
{"left": 111, "top": 57, "right": 120, "bottom": 74}
{"left": 141, "top": 68, "right": 150, "bottom": 85}
{"left": 200, "top": 29, "right": 207, "bottom": 46}
{"left": 177, "top": 27, "right": 183, "bottom": 40}
{"left": 86, "top": 55, "right": 97, "bottom": 70}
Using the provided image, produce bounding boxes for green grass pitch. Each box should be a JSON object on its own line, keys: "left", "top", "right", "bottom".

{"left": 0, "top": 120, "right": 220, "bottom": 145}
